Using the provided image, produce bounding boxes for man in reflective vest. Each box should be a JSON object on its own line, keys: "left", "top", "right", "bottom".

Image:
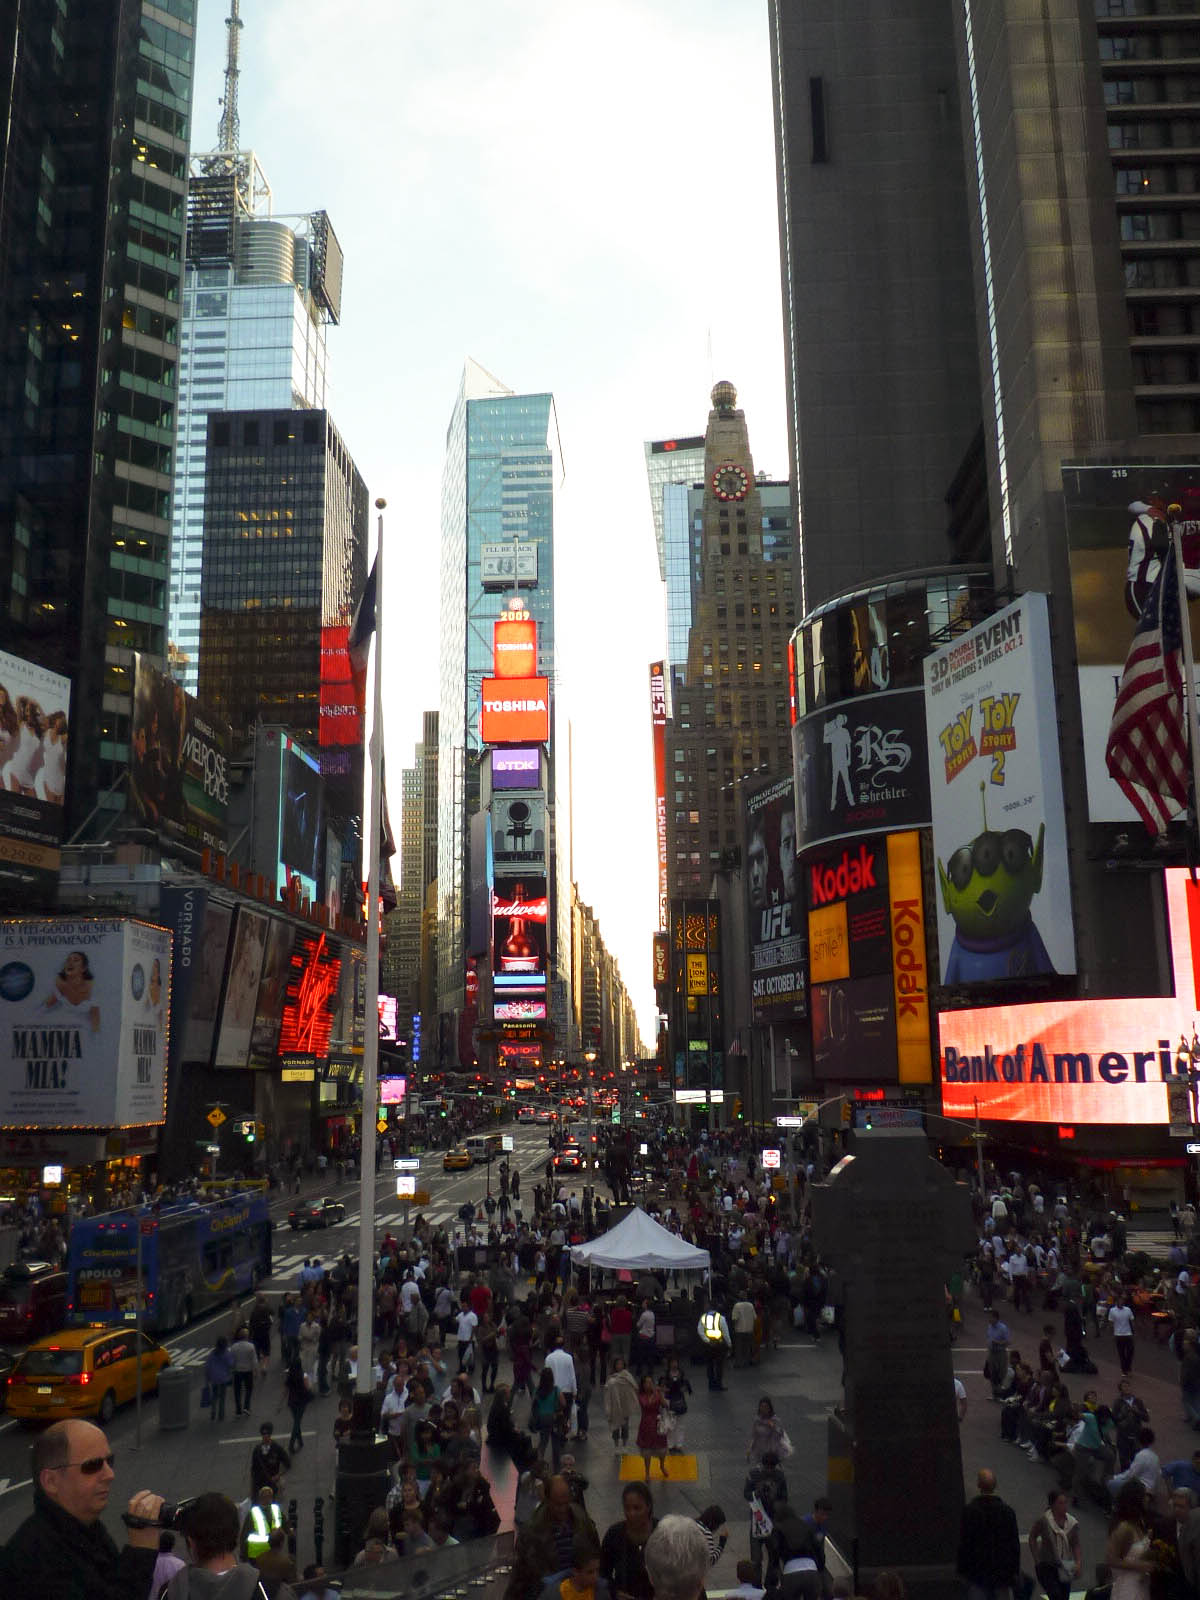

{"left": 697, "top": 1303, "right": 732, "bottom": 1392}
{"left": 240, "top": 1485, "right": 285, "bottom": 1561}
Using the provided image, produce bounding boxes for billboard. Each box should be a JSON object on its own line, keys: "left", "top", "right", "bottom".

{"left": 492, "top": 794, "right": 546, "bottom": 868}
{"left": 1063, "top": 462, "right": 1200, "bottom": 823}
{"left": 278, "top": 930, "right": 343, "bottom": 1065}
{"left": 248, "top": 918, "right": 293, "bottom": 1066}
{"left": 650, "top": 662, "right": 668, "bottom": 932}
{"left": 129, "top": 656, "right": 230, "bottom": 854}
{"left": 493, "top": 616, "right": 538, "bottom": 679}
{"left": 318, "top": 624, "right": 359, "bottom": 749}
{"left": 380, "top": 1075, "right": 406, "bottom": 1106}
{"left": 280, "top": 736, "right": 323, "bottom": 902}
{"left": 183, "top": 900, "right": 233, "bottom": 1063}
{"left": 744, "top": 774, "right": 807, "bottom": 1022}
{"left": 481, "top": 543, "right": 538, "bottom": 588}
{"left": 792, "top": 688, "right": 929, "bottom": 851}
{"left": 494, "top": 998, "right": 547, "bottom": 1021}
{"left": 0, "top": 648, "right": 72, "bottom": 893}
{"left": 492, "top": 747, "right": 540, "bottom": 790}
{"left": 481, "top": 678, "right": 549, "bottom": 745}
{"left": 941, "top": 868, "right": 1199, "bottom": 1125}
{"left": 212, "top": 907, "right": 269, "bottom": 1068}
{"left": 378, "top": 993, "right": 398, "bottom": 1041}
{"left": 0, "top": 918, "right": 170, "bottom": 1128}
{"left": 492, "top": 875, "right": 547, "bottom": 1020}
{"left": 924, "top": 593, "right": 1076, "bottom": 983}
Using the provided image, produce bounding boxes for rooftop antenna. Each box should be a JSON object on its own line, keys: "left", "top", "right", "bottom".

{"left": 217, "top": 0, "right": 243, "bottom": 153}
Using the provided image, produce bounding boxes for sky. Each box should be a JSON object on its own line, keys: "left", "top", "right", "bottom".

{"left": 190, "top": 0, "right": 790, "bottom": 1042}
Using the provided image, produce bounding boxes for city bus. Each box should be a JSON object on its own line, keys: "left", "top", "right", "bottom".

{"left": 66, "top": 1191, "right": 272, "bottom": 1334}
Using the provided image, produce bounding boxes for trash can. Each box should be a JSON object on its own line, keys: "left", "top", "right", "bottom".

{"left": 157, "top": 1364, "right": 191, "bottom": 1431}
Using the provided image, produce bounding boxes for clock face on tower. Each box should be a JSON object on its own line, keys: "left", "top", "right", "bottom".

{"left": 711, "top": 462, "right": 750, "bottom": 502}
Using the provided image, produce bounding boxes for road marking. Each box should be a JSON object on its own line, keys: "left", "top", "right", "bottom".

{"left": 0, "top": 1477, "right": 32, "bottom": 1499}
{"left": 218, "top": 1430, "right": 315, "bottom": 1445}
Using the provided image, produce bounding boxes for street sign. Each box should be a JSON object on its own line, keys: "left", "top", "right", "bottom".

{"left": 377, "top": 1118, "right": 389, "bottom": 1134}
{"left": 204, "top": 1142, "right": 220, "bottom": 1154}
{"left": 1188, "top": 1142, "right": 1200, "bottom": 1156}
{"left": 502, "top": 1134, "right": 514, "bottom": 1152}
{"left": 639, "top": 1142, "right": 648, "bottom": 1156}
{"left": 393, "top": 1157, "right": 420, "bottom": 1172}
{"left": 611, "top": 1108, "right": 621, "bottom": 1124}
{"left": 775, "top": 1115, "right": 806, "bottom": 1129}
{"left": 396, "top": 1175, "right": 416, "bottom": 1198}
{"left": 206, "top": 1107, "right": 226, "bottom": 1128}
{"left": 761, "top": 1148, "right": 781, "bottom": 1170}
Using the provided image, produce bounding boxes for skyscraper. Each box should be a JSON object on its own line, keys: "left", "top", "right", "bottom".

{"left": 768, "top": 0, "right": 983, "bottom": 612}
{"left": 168, "top": 4, "right": 342, "bottom": 692}
{"left": 384, "top": 710, "right": 439, "bottom": 1044}
{"left": 644, "top": 437, "right": 707, "bottom": 692}
{"left": 665, "top": 384, "right": 796, "bottom": 900}
{"left": 0, "top": 0, "right": 197, "bottom": 841}
{"left": 437, "top": 361, "right": 567, "bottom": 1053}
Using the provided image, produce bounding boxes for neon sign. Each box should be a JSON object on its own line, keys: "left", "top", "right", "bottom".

{"left": 278, "top": 931, "right": 342, "bottom": 1059}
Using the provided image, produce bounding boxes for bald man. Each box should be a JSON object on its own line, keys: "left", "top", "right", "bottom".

{"left": 957, "top": 1468, "right": 1021, "bottom": 1600}
{"left": 0, "top": 1418, "right": 165, "bottom": 1600}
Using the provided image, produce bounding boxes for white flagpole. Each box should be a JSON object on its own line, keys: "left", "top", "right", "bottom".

{"left": 1171, "top": 519, "right": 1200, "bottom": 832}
{"left": 354, "top": 499, "right": 385, "bottom": 1409}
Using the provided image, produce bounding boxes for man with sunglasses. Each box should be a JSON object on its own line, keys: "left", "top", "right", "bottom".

{"left": 0, "top": 1418, "right": 165, "bottom": 1599}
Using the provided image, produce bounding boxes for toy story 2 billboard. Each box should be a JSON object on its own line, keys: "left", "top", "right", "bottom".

{"left": 923, "top": 593, "right": 1076, "bottom": 985}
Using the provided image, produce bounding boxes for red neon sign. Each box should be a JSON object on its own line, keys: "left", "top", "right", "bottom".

{"left": 278, "top": 931, "right": 342, "bottom": 1058}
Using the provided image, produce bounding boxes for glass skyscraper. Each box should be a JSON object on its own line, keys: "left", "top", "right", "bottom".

{"left": 0, "top": 0, "right": 197, "bottom": 844}
{"left": 437, "top": 361, "right": 566, "bottom": 1035}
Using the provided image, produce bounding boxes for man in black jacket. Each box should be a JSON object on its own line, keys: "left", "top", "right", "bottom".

{"left": 957, "top": 1467, "right": 1021, "bottom": 1600}
{"left": 0, "top": 1419, "right": 165, "bottom": 1600}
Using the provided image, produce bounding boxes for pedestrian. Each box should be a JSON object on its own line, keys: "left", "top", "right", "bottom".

{"left": 1107, "top": 1427, "right": 1161, "bottom": 1503}
{"left": 1027, "top": 1489, "right": 1082, "bottom": 1600}
{"left": 249, "top": 1421, "right": 290, "bottom": 1494}
{"left": 660, "top": 1355, "right": 692, "bottom": 1453}
{"left": 532, "top": 1366, "right": 565, "bottom": 1472}
{"left": 230, "top": 1323, "right": 257, "bottom": 1418}
{"left": 204, "top": 1334, "right": 233, "bottom": 1423}
{"left": 283, "top": 1356, "right": 312, "bottom": 1452}
{"left": 600, "top": 1483, "right": 658, "bottom": 1600}
{"left": 643, "top": 1513, "right": 708, "bottom": 1600}
{"left": 746, "top": 1396, "right": 789, "bottom": 1467}
{"left": 744, "top": 1451, "right": 788, "bottom": 1582}
{"left": 1113, "top": 1377, "right": 1150, "bottom": 1471}
{"left": 1109, "top": 1296, "right": 1136, "bottom": 1376}
{"left": 1105, "top": 1480, "right": 1154, "bottom": 1600}
{"left": 698, "top": 1301, "right": 732, "bottom": 1391}
{"left": 635, "top": 1374, "right": 668, "bottom": 1483}
{"left": 604, "top": 1355, "right": 639, "bottom": 1457}
{"left": 956, "top": 1467, "right": 1021, "bottom": 1600}
{"left": 694, "top": 1504, "right": 728, "bottom": 1569}
{"left": 986, "top": 1313, "right": 1012, "bottom": 1400}
{"left": 247, "top": 1292, "right": 273, "bottom": 1376}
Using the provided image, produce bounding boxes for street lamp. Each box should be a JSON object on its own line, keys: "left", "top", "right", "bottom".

{"left": 584, "top": 1050, "right": 597, "bottom": 1136}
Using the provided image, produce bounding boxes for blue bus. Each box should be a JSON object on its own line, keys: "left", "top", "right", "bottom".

{"left": 66, "top": 1192, "right": 272, "bottom": 1333}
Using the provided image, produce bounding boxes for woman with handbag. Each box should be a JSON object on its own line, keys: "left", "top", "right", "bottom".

{"left": 660, "top": 1355, "right": 692, "bottom": 1453}
{"left": 605, "top": 1355, "right": 640, "bottom": 1457}
{"left": 1029, "top": 1489, "right": 1082, "bottom": 1600}
{"left": 635, "top": 1373, "right": 669, "bottom": 1482}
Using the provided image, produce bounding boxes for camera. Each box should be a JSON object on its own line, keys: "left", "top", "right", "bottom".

{"left": 122, "top": 1496, "right": 198, "bottom": 1532}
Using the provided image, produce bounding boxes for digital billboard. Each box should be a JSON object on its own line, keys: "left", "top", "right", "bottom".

{"left": 924, "top": 593, "right": 1076, "bottom": 983}
{"left": 129, "top": 656, "right": 230, "bottom": 854}
{"left": 492, "top": 875, "right": 547, "bottom": 1021}
{"left": 248, "top": 918, "right": 293, "bottom": 1066}
{"left": 650, "top": 662, "right": 668, "bottom": 932}
{"left": 212, "top": 907, "right": 268, "bottom": 1068}
{"left": 278, "top": 930, "right": 343, "bottom": 1066}
{"left": 792, "top": 688, "right": 929, "bottom": 851}
{"left": 1063, "top": 462, "right": 1200, "bottom": 823}
{"left": 940, "top": 868, "right": 1198, "bottom": 1125}
{"left": 492, "top": 747, "right": 540, "bottom": 790}
{"left": 0, "top": 648, "right": 72, "bottom": 894}
{"left": 183, "top": 900, "right": 233, "bottom": 1063}
{"left": 492, "top": 794, "right": 546, "bottom": 869}
{"left": 380, "top": 1075, "right": 406, "bottom": 1106}
{"left": 318, "top": 623, "right": 359, "bottom": 749}
{"left": 494, "top": 998, "right": 547, "bottom": 1021}
{"left": 480, "top": 678, "right": 549, "bottom": 745}
{"left": 280, "top": 736, "right": 323, "bottom": 901}
{"left": 745, "top": 774, "right": 807, "bottom": 1023}
{"left": 493, "top": 616, "right": 537, "bottom": 679}
{"left": 378, "top": 993, "right": 398, "bottom": 1041}
{"left": 0, "top": 918, "right": 170, "bottom": 1128}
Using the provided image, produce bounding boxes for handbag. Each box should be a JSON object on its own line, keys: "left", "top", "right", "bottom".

{"left": 778, "top": 1428, "right": 794, "bottom": 1460}
{"left": 656, "top": 1407, "right": 671, "bottom": 1438}
{"left": 749, "top": 1493, "right": 774, "bottom": 1540}
{"left": 200, "top": 1382, "right": 212, "bottom": 1409}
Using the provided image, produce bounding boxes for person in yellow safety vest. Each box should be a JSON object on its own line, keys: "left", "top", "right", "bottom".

{"left": 240, "top": 1485, "right": 285, "bottom": 1560}
{"left": 697, "top": 1304, "right": 732, "bottom": 1393}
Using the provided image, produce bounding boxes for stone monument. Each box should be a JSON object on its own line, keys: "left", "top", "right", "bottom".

{"left": 811, "top": 1126, "right": 975, "bottom": 1595}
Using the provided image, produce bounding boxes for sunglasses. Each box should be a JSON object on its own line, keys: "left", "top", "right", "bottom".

{"left": 53, "top": 1453, "right": 115, "bottom": 1475}
{"left": 946, "top": 829, "right": 1034, "bottom": 891}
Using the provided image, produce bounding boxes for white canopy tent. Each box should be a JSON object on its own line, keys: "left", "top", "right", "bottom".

{"left": 568, "top": 1207, "right": 710, "bottom": 1274}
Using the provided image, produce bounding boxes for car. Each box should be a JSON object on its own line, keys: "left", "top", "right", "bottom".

{"left": 535, "top": 1108, "right": 553, "bottom": 1124}
{"left": 443, "top": 1145, "right": 473, "bottom": 1171}
{"left": 6, "top": 1326, "right": 170, "bottom": 1424}
{"left": 0, "top": 1261, "right": 68, "bottom": 1342}
{"left": 553, "top": 1146, "right": 584, "bottom": 1173}
{"left": 287, "top": 1196, "right": 346, "bottom": 1230}
{"left": 516, "top": 1106, "right": 537, "bottom": 1123}
{"left": 0, "top": 1348, "right": 14, "bottom": 1411}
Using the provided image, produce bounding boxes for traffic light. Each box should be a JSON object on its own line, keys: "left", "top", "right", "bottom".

{"left": 840, "top": 1100, "right": 852, "bottom": 1126}
{"left": 239, "top": 1119, "right": 256, "bottom": 1143}
{"left": 733, "top": 1097, "right": 743, "bottom": 1120}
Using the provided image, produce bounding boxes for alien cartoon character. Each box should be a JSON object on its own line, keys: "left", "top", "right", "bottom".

{"left": 938, "top": 785, "right": 1056, "bottom": 983}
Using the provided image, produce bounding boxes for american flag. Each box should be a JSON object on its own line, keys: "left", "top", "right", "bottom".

{"left": 1105, "top": 538, "right": 1189, "bottom": 834}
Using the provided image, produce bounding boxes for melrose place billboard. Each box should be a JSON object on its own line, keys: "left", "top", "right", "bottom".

{"left": 923, "top": 592, "right": 1076, "bottom": 985}
{"left": 940, "top": 869, "right": 1198, "bottom": 1125}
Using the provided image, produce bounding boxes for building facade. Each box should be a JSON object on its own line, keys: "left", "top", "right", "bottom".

{"left": 0, "top": 0, "right": 197, "bottom": 844}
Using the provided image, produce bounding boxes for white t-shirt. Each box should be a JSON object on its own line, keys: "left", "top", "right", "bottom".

{"left": 456, "top": 1309, "right": 478, "bottom": 1345}
{"left": 400, "top": 1280, "right": 421, "bottom": 1314}
{"left": 954, "top": 1378, "right": 967, "bottom": 1406}
{"left": 1109, "top": 1304, "right": 1136, "bottom": 1338}
{"left": 544, "top": 1346, "right": 577, "bottom": 1394}
{"left": 380, "top": 1388, "right": 408, "bottom": 1435}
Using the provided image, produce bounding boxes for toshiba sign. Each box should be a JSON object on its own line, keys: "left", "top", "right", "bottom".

{"left": 493, "top": 617, "right": 538, "bottom": 680}
{"left": 480, "top": 676, "right": 549, "bottom": 745}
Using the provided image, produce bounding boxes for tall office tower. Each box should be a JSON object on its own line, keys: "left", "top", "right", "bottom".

{"left": 383, "top": 712, "right": 439, "bottom": 1041}
{"left": 169, "top": 4, "right": 342, "bottom": 693}
{"left": 644, "top": 437, "right": 707, "bottom": 692}
{"left": 437, "top": 360, "right": 568, "bottom": 1052}
{"left": 0, "top": 0, "right": 197, "bottom": 843}
{"left": 197, "top": 407, "right": 367, "bottom": 894}
{"left": 666, "top": 384, "right": 796, "bottom": 899}
{"left": 768, "top": 0, "right": 983, "bottom": 612}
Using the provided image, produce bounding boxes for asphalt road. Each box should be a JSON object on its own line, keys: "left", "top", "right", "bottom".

{"left": 0, "top": 1123, "right": 564, "bottom": 1540}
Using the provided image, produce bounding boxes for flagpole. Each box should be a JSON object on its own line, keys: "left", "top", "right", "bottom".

{"left": 354, "top": 498, "right": 386, "bottom": 1414}
{"left": 1171, "top": 518, "right": 1200, "bottom": 837}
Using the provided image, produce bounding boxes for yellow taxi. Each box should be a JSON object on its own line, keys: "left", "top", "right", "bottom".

{"left": 6, "top": 1326, "right": 171, "bottom": 1424}
{"left": 443, "top": 1145, "right": 473, "bottom": 1171}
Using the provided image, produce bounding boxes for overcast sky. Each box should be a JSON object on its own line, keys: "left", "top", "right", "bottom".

{"left": 191, "top": 1, "right": 790, "bottom": 1040}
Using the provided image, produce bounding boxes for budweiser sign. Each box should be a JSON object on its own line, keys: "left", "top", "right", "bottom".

{"left": 492, "top": 891, "right": 548, "bottom": 920}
